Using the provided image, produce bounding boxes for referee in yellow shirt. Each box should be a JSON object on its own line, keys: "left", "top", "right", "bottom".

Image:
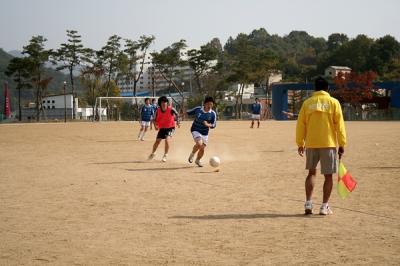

{"left": 296, "top": 77, "right": 347, "bottom": 215}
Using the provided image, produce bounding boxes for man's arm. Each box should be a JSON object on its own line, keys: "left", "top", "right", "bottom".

{"left": 334, "top": 101, "right": 346, "bottom": 159}
{"left": 171, "top": 108, "right": 181, "bottom": 127}
{"left": 296, "top": 105, "right": 306, "bottom": 156}
{"left": 186, "top": 106, "right": 199, "bottom": 116}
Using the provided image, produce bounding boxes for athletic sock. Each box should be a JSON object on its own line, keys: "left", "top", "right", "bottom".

{"left": 321, "top": 203, "right": 328, "bottom": 208}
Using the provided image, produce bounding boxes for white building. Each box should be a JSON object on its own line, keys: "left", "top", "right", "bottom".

{"left": 22, "top": 94, "right": 78, "bottom": 120}
{"left": 325, "top": 66, "right": 352, "bottom": 78}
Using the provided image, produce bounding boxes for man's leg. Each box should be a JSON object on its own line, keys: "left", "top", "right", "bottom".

{"left": 322, "top": 174, "right": 333, "bottom": 203}
{"left": 138, "top": 125, "right": 144, "bottom": 139}
{"left": 250, "top": 119, "right": 254, "bottom": 128}
{"left": 304, "top": 168, "right": 316, "bottom": 214}
{"left": 164, "top": 137, "right": 170, "bottom": 155}
{"left": 305, "top": 169, "right": 316, "bottom": 201}
{"left": 141, "top": 126, "right": 148, "bottom": 140}
{"left": 149, "top": 138, "right": 161, "bottom": 157}
{"left": 257, "top": 119, "right": 260, "bottom": 128}
{"left": 194, "top": 139, "right": 205, "bottom": 167}
{"left": 162, "top": 137, "right": 171, "bottom": 162}
{"left": 189, "top": 138, "right": 202, "bottom": 163}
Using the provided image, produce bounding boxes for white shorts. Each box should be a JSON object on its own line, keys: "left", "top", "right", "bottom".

{"left": 251, "top": 114, "right": 261, "bottom": 120}
{"left": 140, "top": 121, "right": 151, "bottom": 127}
{"left": 192, "top": 131, "right": 209, "bottom": 145}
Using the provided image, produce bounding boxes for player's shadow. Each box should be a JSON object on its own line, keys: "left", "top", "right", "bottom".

{"left": 126, "top": 166, "right": 194, "bottom": 172}
{"left": 258, "top": 150, "right": 285, "bottom": 153}
{"left": 169, "top": 213, "right": 322, "bottom": 220}
{"left": 361, "top": 166, "right": 400, "bottom": 169}
{"left": 91, "top": 160, "right": 149, "bottom": 165}
{"left": 96, "top": 140, "right": 137, "bottom": 143}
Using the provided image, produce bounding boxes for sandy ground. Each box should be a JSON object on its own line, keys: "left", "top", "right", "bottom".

{"left": 0, "top": 120, "right": 399, "bottom": 265}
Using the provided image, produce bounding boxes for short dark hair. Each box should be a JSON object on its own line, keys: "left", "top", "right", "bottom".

{"left": 158, "top": 96, "right": 169, "bottom": 106}
{"left": 144, "top": 97, "right": 150, "bottom": 102}
{"left": 315, "top": 77, "right": 329, "bottom": 91}
{"left": 204, "top": 96, "right": 214, "bottom": 104}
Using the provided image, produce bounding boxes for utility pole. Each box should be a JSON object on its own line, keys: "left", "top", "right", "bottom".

{"left": 63, "top": 81, "right": 67, "bottom": 123}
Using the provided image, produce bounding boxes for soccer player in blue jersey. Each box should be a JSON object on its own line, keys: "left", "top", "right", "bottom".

{"left": 250, "top": 98, "right": 262, "bottom": 128}
{"left": 187, "top": 96, "right": 217, "bottom": 167}
{"left": 150, "top": 98, "right": 158, "bottom": 130}
{"left": 137, "top": 98, "right": 155, "bottom": 141}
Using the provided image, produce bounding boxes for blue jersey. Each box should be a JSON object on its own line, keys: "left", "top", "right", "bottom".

{"left": 187, "top": 106, "right": 217, "bottom": 136}
{"left": 251, "top": 103, "right": 262, "bottom": 114}
{"left": 151, "top": 103, "right": 158, "bottom": 113}
{"left": 141, "top": 104, "right": 154, "bottom": 122}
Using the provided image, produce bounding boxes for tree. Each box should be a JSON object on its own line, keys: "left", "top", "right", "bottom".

{"left": 100, "top": 35, "right": 122, "bottom": 97}
{"left": 5, "top": 57, "right": 33, "bottom": 121}
{"left": 151, "top": 40, "right": 187, "bottom": 109}
{"left": 327, "top": 33, "right": 349, "bottom": 51}
{"left": 22, "top": 35, "right": 52, "bottom": 121}
{"left": 187, "top": 43, "right": 218, "bottom": 93}
{"left": 52, "top": 30, "right": 85, "bottom": 119}
{"left": 224, "top": 33, "right": 278, "bottom": 118}
{"left": 123, "top": 35, "right": 155, "bottom": 96}
{"left": 333, "top": 71, "right": 377, "bottom": 112}
{"left": 367, "top": 35, "right": 400, "bottom": 76}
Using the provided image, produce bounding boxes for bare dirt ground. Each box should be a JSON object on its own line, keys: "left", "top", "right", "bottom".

{"left": 0, "top": 121, "right": 399, "bottom": 265}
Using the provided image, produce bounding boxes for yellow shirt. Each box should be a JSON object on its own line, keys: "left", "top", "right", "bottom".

{"left": 296, "top": 91, "right": 346, "bottom": 148}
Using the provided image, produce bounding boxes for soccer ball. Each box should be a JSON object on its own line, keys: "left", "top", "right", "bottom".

{"left": 209, "top": 156, "right": 221, "bottom": 168}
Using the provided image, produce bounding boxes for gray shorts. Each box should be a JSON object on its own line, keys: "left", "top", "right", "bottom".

{"left": 306, "top": 148, "right": 337, "bottom": 174}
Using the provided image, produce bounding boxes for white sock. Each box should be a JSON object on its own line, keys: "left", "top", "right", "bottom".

{"left": 305, "top": 200, "right": 312, "bottom": 204}
{"left": 321, "top": 203, "right": 328, "bottom": 208}
{"left": 141, "top": 131, "right": 146, "bottom": 139}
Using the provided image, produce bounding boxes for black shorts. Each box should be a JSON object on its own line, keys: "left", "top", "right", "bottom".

{"left": 156, "top": 127, "right": 175, "bottom": 139}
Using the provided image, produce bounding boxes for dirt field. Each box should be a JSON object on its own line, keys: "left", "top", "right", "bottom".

{"left": 1, "top": 121, "right": 399, "bottom": 265}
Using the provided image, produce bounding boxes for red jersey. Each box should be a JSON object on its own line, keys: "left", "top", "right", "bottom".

{"left": 156, "top": 107, "right": 176, "bottom": 128}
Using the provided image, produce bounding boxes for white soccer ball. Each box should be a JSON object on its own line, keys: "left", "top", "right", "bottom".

{"left": 209, "top": 156, "right": 221, "bottom": 168}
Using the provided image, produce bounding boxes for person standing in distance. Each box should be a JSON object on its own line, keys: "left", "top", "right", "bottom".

{"left": 296, "top": 77, "right": 347, "bottom": 215}
{"left": 250, "top": 98, "right": 262, "bottom": 128}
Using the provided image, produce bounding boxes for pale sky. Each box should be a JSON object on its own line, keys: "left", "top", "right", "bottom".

{"left": 1, "top": 0, "right": 399, "bottom": 52}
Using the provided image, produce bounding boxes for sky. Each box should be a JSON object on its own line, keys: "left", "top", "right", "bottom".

{"left": 1, "top": 0, "right": 399, "bottom": 52}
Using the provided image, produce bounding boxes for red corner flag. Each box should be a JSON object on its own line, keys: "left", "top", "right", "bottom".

{"left": 4, "top": 82, "right": 11, "bottom": 118}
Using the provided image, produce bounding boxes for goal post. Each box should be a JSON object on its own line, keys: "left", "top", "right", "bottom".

{"left": 94, "top": 96, "right": 174, "bottom": 121}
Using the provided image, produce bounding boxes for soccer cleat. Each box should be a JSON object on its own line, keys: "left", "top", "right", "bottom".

{"left": 148, "top": 153, "right": 156, "bottom": 160}
{"left": 319, "top": 205, "right": 333, "bottom": 215}
{"left": 162, "top": 154, "right": 168, "bottom": 162}
{"left": 195, "top": 159, "right": 203, "bottom": 167}
{"left": 304, "top": 201, "right": 313, "bottom": 215}
{"left": 188, "top": 153, "right": 195, "bottom": 163}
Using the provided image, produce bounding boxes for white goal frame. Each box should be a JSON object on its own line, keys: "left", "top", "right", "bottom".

{"left": 94, "top": 96, "right": 173, "bottom": 121}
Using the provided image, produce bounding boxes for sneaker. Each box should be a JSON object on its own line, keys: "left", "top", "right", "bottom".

{"left": 195, "top": 159, "right": 203, "bottom": 167}
{"left": 140, "top": 137, "right": 144, "bottom": 141}
{"left": 162, "top": 154, "right": 168, "bottom": 162}
{"left": 319, "top": 205, "right": 333, "bottom": 215}
{"left": 304, "top": 201, "right": 313, "bottom": 215}
{"left": 148, "top": 153, "right": 156, "bottom": 160}
{"left": 188, "top": 153, "right": 195, "bottom": 163}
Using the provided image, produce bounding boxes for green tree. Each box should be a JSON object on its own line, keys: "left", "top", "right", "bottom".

{"left": 151, "top": 40, "right": 187, "bottom": 109}
{"left": 52, "top": 30, "right": 85, "bottom": 119}
{"left": 123, "top": 35, "right": 155, "bottom": 96}
{"left": 367, "top": 35, "right": 400, "bottom": 76}
{"left": 327, "top": 33, "right": 349, "bottom": 51}
{"left": 22, "top": 35, "right": 52, "bottom": 121}
{"left": 5, "top": 57, "right": 33, "bottom": 120}
{"left": 100, "top": 35, "right": 122, "bottom": 97}
{"left": 187, "top": 43, "right": 218, "bottom": 93}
